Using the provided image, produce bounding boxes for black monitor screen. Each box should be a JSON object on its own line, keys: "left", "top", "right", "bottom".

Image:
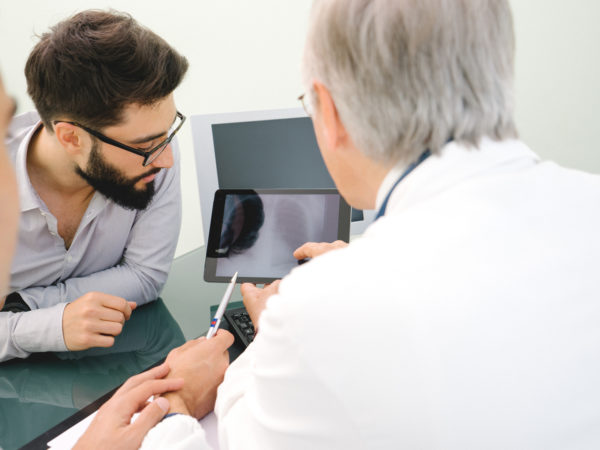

{"left": 212, "top": 117, "right": 363, "bottom": 221}
{"left": 212, "top": 117, "right": 333, "bottom": 189}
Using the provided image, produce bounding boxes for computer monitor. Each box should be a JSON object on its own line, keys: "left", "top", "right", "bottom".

{"left": 191, "top": 108, "right": 375, "bottom": 243}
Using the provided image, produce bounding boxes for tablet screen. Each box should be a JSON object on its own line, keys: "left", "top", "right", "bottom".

{"left": 205, "top": 189, "right": 350, "bottom": 283}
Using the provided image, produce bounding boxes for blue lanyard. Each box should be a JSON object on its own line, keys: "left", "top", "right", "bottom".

{"left": 375, "top": 150, "right": 431, "bottom": 220}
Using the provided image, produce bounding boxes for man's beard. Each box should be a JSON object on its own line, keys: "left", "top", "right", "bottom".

{"left": 75, "top": 141, "right": 160, "bottom": 211}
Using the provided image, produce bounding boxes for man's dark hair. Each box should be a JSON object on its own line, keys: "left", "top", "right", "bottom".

{"left": 25, "top": 9, "right": 189, "bottom": 130}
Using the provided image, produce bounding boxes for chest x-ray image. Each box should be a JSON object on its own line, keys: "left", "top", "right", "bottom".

{"left": 205, "top": 190, "right": 348, "bottom": 282}
{"left": 216, "top": 193, "right": 266, "bottom": 257}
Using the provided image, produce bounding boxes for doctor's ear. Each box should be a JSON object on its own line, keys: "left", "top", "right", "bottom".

{"left": 53, "top": 122, "right": 87, "bottom": 155}
{"left": 313, "top": 81, "right": 349, "bottom": 152}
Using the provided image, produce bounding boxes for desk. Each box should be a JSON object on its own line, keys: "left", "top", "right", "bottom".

{"left": 0, "top": 246, "right": 239, "bottom": 450}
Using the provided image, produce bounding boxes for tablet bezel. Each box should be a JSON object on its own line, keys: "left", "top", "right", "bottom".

{"left": 204, "top": 188, "right": 351, "bottom": 283}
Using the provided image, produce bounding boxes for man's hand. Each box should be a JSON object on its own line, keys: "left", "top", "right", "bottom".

{"left": 74, "top": 363, "right": 183, "bottom": 450}
{"left": 62, "top": 292, "right": 137, "bottom": 351}
{"left": 161, "top": 330, "right": 234, "bottom": 419}
{"left": 240, "top": 280, "right": 281, "bottom": 329}
{"left": 293, "top": 240, "right": 348, "bottom": 260}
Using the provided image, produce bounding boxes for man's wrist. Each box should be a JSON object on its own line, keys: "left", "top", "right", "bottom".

{"left": 161, "top": 392, "right": 192, "bottom": 416}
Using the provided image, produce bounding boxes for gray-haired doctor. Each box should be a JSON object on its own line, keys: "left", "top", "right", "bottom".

{"left": 81, "top": 0, "right": 600, "bottom": 448}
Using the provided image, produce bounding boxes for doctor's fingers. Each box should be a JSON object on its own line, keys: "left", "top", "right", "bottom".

{"left": 241, "top": 280, "right": 280, "bottom": 301}
{"left": 128, "top": 396, "right": 171, "bottom": 440}
{"left": 171, "top": 330, "right": 234, "bottom": 359}
{"left": 293, "top": 240, "right": 347, "bottom": 259}
{"left": 117, "top": 378, "right": 183, "bottom": 414}
{"left": 293, "top": 242, "right": 315, "bottom": 259}
{"left": 213, "top": 329, "right": 235, "bottom": 351}
{"left": 240, "top": 282, "right": 259, "bottom": 298}
{"left": 260, "top": 280, "right": 281, "bottom": 298}
{"left": 118, "top": 363, "right": 172, "bottom": 394}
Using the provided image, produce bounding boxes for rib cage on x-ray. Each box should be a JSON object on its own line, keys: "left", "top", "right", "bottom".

{"left": 272, "top": 197, "right": 319, "bottom": 251}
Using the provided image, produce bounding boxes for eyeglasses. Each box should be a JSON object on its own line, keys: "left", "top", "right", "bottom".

{"left": 298, "top": 93, "right": 313, "bottom": 117}
{"left": 53, "top": 111, "right": 186, "bottom": 166}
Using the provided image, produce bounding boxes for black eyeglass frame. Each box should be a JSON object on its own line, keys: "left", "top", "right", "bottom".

{"left": 53, "top": 111, "right": 186, "bottom": 167}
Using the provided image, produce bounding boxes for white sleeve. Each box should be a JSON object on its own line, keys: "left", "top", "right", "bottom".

{"left": 214, "top": 290, "right": 357, "bottom": 450}
{"left": 141, "top": 414, "right": 213, "bottom": 450}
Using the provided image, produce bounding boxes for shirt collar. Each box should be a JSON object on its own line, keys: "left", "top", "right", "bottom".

{"left": 374, "top": 138, "right": 541, "bottom": 218}
{"left": 16, "top": 121, "right": 44, "bottom": 212}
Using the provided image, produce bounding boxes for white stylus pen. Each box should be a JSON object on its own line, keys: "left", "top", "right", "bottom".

{"left": 206, "top": 272, "right": 238, "bottom": 339}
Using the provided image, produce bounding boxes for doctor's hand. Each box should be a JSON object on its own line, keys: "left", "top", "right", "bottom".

{"left": 241, "top": 280, "right": 281, "bottom": 330}
{"left": 63, "top": 292, "right": 137, "bottom": 351}
{"left": 74, "top": 363, "right": 183, "bottom": 450}
{"left": 161, "top": 330, "right": 234, "bottom": 419}
{"left": 293, "top": 240, "right": 348, "bottom": 261}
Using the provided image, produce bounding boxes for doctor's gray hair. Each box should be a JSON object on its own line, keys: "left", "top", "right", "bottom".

{"left": 302, "top": 0, "right": 518, "bottom": 165}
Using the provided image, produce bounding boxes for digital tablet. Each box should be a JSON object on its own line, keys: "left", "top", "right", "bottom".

{"left": 204, "top": 189, "right": 351, "bottom": 283}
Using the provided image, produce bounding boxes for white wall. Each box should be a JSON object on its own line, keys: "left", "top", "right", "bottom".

{"left": 1, "top": 1, "right": 599, "bottom": 257}
{"left": 511, "top": 0, "right": 600, "bottom": 174}
{"left": 0, "top": 0, "right": 312, "bottom": 257}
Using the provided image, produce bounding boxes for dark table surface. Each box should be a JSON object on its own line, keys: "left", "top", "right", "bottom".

{"left": 0, "top": 246, "right": 246, "bottom": 450}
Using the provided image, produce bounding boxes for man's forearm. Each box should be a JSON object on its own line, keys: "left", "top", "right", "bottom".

{"left": 17, "top": 262, "right": 165, "bottom": 309}
{"left": 0, "top": 303, "right": 67, "bottom": 361}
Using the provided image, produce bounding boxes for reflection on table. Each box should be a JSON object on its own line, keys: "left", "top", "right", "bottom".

{"left": 0, "top": 298, "right": 184, "bottom": 450}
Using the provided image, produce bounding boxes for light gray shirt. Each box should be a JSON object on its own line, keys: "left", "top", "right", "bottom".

{"left": 0, "top": 111, "right": 182, "bottom": 361}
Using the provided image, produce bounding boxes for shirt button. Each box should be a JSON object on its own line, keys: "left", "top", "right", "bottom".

{"left": 50, "top": 231, "right": 57, "bottom": 236}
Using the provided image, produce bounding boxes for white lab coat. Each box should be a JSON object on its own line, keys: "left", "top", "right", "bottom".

{"left": 143, "top": 138, "right": 600, "bottom": 449}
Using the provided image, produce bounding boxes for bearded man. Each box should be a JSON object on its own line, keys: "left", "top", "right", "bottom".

{"left": 1, "top": 10, "right": 188, "bottom": 361}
